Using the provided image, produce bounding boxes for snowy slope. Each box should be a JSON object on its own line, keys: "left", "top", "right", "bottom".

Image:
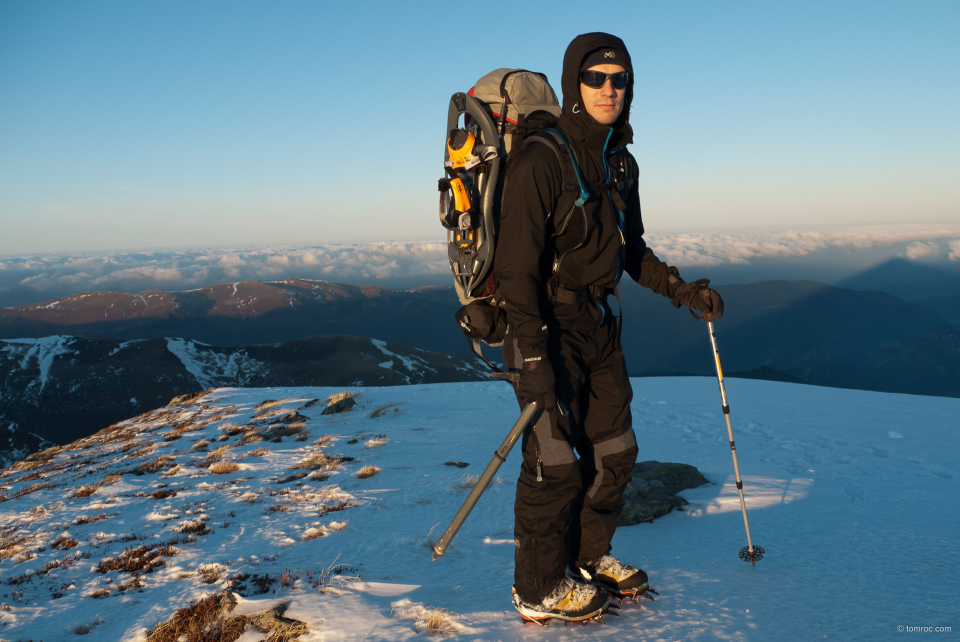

{"left": 0, "top": 379, "right": 957, "bottom": 641}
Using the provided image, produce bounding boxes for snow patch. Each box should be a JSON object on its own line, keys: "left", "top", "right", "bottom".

{"left": 2, "top": 335, "right": 74, "bottom": 394}
{"left": 1, "top": 380, "right": 957, "bottom": 641}
{"left": 166, "top": 338, "right": 263, "bottom": 388}
{"left": 370, "top": 339, "right": 438, "bottom": 384}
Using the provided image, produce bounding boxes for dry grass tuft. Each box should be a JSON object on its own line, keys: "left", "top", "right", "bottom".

{"left": 239, "top": 432, "right": 266, "bottom": 446}
{"left": 314, "top": 434, "right": 334, "bottom": 447}
{"left": 247, "top": 447, "right": 270, "bottom": 457}
{"left": 455, "top": 473, "right": 501, "bottom": 489}
{"left": 312, "top": 554, "right": 361, "bottom": 595}
{"left": 254, "top": 398, "right": 285, "bottom": 412}
{"left": 197, "top": 445, "right": 232, "bottom": 468}
{"left": 209, "top": 462, "right": 241, "bottom": 475}
{"left": 89, "top": 588, "right": 110, "bottom": 599}
{"left": 301, "top": 527, "right": 324, "bottom": 541}
{"left": 52, "top": 534, "right": 79, "bottom": 550}
{"left": 71, "top": 617, "right": 105, "bottom": 635}
{"left": 73, "top": 513, "right": 110, "bottom": 526}
{"left": 129, "top": 455, "right": 175, "bottom": 476}
{"left": 70, "top": 470, "right": 124, "bottom": 498}
{"left": 365, "top": 436, "right": 388, "bottom": 449}
{"left": 72, "top": 484, "right": 99, "bottom": 499}
{"left": 146, "top": 592, "right": 248, "bottom": 642}
{"left": 160, "top": 464, "right": 181, "bottom": 479}
{"left": 219, "top": 423, "right": 244, "bottom": 437}
{"left": 289, "top": 453, "right": 330, "bottom": 471}
{"left": 192, "top": 439, "right": 210, "bottom": 452}
{"left": 0, "top": 533, "right": 32, "bottom": 561}
{"left": 246, "top": 603, "right": 310, "bottom": 640}
{"left": 198, "top": 564, "right": 222, "bottom": 584}
{"left": 356, "top": 465, "right": 380, "bottom": 479}
{"left": 10, "top": 481, "right": 54, "bottom": 500}
{"left": 9, "top": 459, "right": 44, "bottom": 472}
{"left": 120, "top": 439, "right": 152, "bottom": 453}
{"left": 414, "top": 607, "right": 461, "bottom": 636}
{"left": 455, "top": 474, "right": 481, "bottom": 489}
{"left": 294, "top": 432, "right": 310, "bottom": 442}
{"left": 368, "top": 401, "right": 405, "bottom": 419}
{"left": 176, "top": 517, "right": 212, "bottom": 535}
{"left": 96, "top": 542, "right": 180, "bottom": 576}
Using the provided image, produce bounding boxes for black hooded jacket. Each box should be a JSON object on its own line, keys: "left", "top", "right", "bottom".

{"left": 495, "top": 32, "right": 682, "bottom": 357}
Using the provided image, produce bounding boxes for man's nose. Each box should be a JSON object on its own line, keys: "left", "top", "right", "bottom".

{"left": 601, "top": 79, "right": 617, "bottom": 96}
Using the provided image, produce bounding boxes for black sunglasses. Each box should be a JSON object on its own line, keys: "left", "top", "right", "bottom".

{"left": 580, "top": 70, "right": 629, "bottom": 90}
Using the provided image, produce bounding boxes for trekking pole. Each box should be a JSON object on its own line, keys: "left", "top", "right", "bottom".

{"left": 707, "top": 321, "right": 764, "bottom": 565}
{"left": 432, "top": 401, "right": 540, "bottom": 560}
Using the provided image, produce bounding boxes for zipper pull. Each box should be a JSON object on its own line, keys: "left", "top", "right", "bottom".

{"left": 536, "top": 460, "right": 543, "bottom": 482}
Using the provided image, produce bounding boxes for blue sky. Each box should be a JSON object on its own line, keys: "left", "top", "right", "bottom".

{"left": 1, "top": 0, "right": 958, "bottom": 254}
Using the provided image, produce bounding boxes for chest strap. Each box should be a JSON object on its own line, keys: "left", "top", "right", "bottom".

{"left": 546, "top": 283, "right": 615, "bottom": 305}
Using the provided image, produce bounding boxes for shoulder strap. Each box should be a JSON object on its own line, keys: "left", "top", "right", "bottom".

{"left": 521, "top": 130, "right": 592, "bottom": 207}
{"left": 539, "top": 129, "right": 591, "bottom": 207}
{"left": 522, "top": 135, "right": 565, "bottom": 169}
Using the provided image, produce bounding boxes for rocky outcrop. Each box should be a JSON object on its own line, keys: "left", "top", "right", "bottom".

{"left": 618, "top": 461, "right": 710, "bottom": 526}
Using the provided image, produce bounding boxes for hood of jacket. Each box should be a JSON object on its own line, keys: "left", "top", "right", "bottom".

{"left": 559, "top": 32, "right": 634, "bottom": 150}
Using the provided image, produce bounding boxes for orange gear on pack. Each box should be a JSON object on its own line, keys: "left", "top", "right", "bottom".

{"left": 449, "top": 176, "right": 471, "bottom": 213}
{"left": 446, "top": 129, "right": 478, "bottom": 170}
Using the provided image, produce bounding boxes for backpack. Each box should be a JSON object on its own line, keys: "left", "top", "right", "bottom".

{"left": 440, "top": 69, "right": 614, "bottom": 373}
{"left": 438, "top": 69, "right": 563, "bottom": 371}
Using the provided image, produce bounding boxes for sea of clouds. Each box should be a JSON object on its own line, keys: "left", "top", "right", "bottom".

{"left": 1, "top": 225, "right": 958, "bottom": 307}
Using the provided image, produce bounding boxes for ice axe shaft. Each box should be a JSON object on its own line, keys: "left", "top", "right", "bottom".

{"left": 707, "top": 321, "right": 763, "bottom": 564}
{"left": 432, "top": 402, "right": 540, "bottom": 560}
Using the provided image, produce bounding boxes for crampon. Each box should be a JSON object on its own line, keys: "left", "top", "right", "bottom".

{"left": 604, "top": 584, "right": 659, "bottom": 607}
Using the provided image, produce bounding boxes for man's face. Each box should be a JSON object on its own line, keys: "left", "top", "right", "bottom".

{"left": 579, "top": 63, "right": 627, "bottom": 126}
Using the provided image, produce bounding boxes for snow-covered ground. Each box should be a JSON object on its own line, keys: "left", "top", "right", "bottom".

{"left": 0, "top": 378, "right": 957, "bottom": 641}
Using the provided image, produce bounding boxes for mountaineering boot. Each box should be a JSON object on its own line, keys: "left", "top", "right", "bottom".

{"left": 573, "top": 555, "right": 658, "bottom": 605}
{"left": 512, "top": 576, "right": 609, "bottom": 624}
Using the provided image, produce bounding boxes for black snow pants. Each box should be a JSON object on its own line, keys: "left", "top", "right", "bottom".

{"left": 503, "top": 320, "right": 639, "bottom": 604}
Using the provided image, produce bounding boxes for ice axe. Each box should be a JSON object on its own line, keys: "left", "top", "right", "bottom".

{"left": 706, "top": 320, "right": 764, "bottom": 565}
{"left": 432, "top": 390, "right": 568, "bottom": 560}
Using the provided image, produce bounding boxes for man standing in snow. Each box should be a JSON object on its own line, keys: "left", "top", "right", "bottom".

{"left": 495, "top": 32, "right": 724, "bottom": 622}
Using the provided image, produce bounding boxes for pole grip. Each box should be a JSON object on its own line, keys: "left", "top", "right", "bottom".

{"left": 432, "top": 402, "right": 540, "bottom": 559}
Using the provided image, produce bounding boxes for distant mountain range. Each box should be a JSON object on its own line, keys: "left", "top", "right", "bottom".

{"left": 1, "top": 277, "right": 958, "bottom": 461}
{"left": 0, "top": 279, "right": 466, "bottom": 353}
{"left": 617, "top": 279, "right": 960, "bottom": 397}
{"left": 0, "top": 334, "right": 486, "bottom": 462}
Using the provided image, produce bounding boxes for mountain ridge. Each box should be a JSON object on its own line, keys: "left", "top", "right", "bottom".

{"left": 0, "top": 334, "right": 486, "bottom": 458}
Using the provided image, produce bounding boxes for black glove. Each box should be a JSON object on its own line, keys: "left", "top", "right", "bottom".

{"left": 671, "top": 278, "right": 725, "bottom": 322}
{"left": 516, "top": 354, "right": 556, "bottom": 412}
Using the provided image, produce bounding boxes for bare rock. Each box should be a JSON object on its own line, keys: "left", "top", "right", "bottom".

{"left": 618, "top": 461, "right": 709, "bottom": 526}
{"left": 321, "top": 391, "right": 356, "bottom": 415}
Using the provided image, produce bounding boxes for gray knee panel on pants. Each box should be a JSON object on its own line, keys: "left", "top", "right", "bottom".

{"left": 585, "top": 429, "right": 638, "bottom": 499}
